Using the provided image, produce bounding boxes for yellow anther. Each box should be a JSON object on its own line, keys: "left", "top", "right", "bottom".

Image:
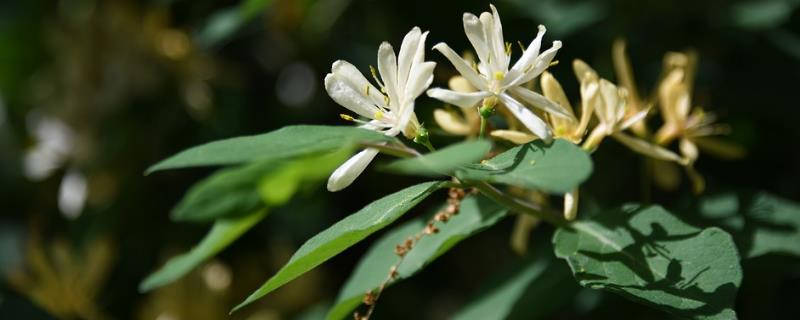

{"left": 340, "top": 114, "right": 355, "bottom": 121}
{"left": 493, "top": 71, "right": 505, "bottom": 81}
{"left": 365, "top": 85, "right": 370, "bottom": 96}
{"left": 549, "top": 60, "right": 559, "bottom": 67}
{"left": 383, "top": 95, "right": 390, "bottom": 106}
{"left": 374, "top": 110, "right": 384, "bottom": 120}
{"left": 505, "top": 42, "right": 512, "bottom": 56}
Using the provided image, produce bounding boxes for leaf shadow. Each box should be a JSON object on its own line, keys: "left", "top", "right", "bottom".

{"left": 691, "top": 190, "right": 798, "bottom": 257}
{"left": 571, "top": 206, "right": 736, "bottom": 318}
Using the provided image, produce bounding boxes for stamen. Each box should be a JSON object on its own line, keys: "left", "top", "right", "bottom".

{"left": 340, "top": 114, "right": 355, "bottom": 121}
{"left": 369, "top": 65, "right": 385, "bottom": 89}
{"left": 505, "top": 42, "right": 512, "bottom": 56}
{"left": 517, "top": 40, "right": 526, "bottom": 52}
{"left": 374, "top": 111, "right": 384, "bottom": 120}
{"left": 549, "top": 60, "right": 559, "bottom": 67}
{"left": 493, "top": 71, "right": 505, "bottom": 81}
{"left": 365, "top": 85, "right": 370, "bottom": 96}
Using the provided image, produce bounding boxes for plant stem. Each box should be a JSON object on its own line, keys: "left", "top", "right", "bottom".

{"left": 422, "top": 140, "right": 436, "bottom": 152}
{"left": 479, "top": 116, "right": 487, "bottom": 138}
{"left": 470, "top": 181, "right": 567, "bottom": 227}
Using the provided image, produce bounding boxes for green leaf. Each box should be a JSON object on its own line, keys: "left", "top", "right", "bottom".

{"left": 232, "top": 181, "right": 447, "bottom": 313}
{"left": 196, "top": 0, "right": 274, "bottom": 48}
{"left": 381, "top": 140, "right": 491, "bottom": 177}
{"left": 695, "top": 191, "right": 800, "bottom": 259}
{"left": 326, "top": 195, "right": 508, "bottom": 320}
{"left": 139, "top": 210, "right": 268, "bottom": 292}
{"left": 172, "top": 150, "right": 350, "bottom": 222}
{"left": 146, "top": 125, "right": 393, "bottom": 174}
{"left": 553, "top": 205, "right": 742, "bottom": 320}
{"left": 453, "top": 248, "right": 577, "bottom": 320}
{"left": 455, "top": 139, "right": 592, "bottom": 194}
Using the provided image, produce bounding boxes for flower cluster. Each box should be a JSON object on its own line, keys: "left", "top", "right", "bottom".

{"left": 323, "top": 3, "right": 739, "bottom": 220}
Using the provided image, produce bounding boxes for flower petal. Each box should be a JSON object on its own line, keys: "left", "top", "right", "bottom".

{"left": 378, "top": 42, "right": 400, "bottom": 108}
{"left": 462, "top": 13, "right": 490, "bottom": 67}
{"left": 620, "top": 109, "right": 649, "bottom": 131}
{"left": 426, "top": 88, "right": 491, "bottom": 109}
{"left": 506, "top": 41, "right": 561, "bottom": 88}
{"left": 433, "top": 43, "right": 489, "bottom": 91}
{"left": 327, "top": 148, "right": 380, "bottom": 192}
{"left": 509, "top": 86, "right": 574, "bottom": 119}
{"left": 397, "top": 27, "right": 422, "bottom": 90}
{"left": 612, "top": 132, "right": 687, "bottom": 164}
{"left": 499, "top": 93, "right": 552, "bottom": 141}
{"left": 488, "top": 4, "right": 509, "bottom": 71}
{"left": 324, "top": 73, "right": 379, "bottom": 119}
{"left": 331, "top": 60, "right": 385, "bottom": 107}
{"left": 433, "top": 108, "right": 472, "bottom": 135}
{"left": 404, "top": 61, "right": 436, "bottom": 101}
{"left": 490, "top": 129, "right": 537, "bottom": 144}
{"left": 564, "top": 189, "right": 579, "bottom": 221}
{"left": 509, "top": 25, "right": 546, "bottom": 78}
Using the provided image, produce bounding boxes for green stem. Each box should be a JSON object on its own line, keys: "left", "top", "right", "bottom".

{"left": 479, "top": 116, "right": 487, "bottom": 138}
{"left": 422, "top": 140, "right": 436, "bottom": 152}
{"left": 470, "top": 181, "right": 567, "bottom": 227}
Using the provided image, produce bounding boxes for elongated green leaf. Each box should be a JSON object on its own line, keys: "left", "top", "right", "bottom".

{"left": 139, "top": 210, "right": 268, "bottom": 292}
{"left": 196, "top": 0, "right": 274, "bottom": 48}
{"left": 232, "top": 181, "right": 447, "bottom": 313}
{"left": 326, "top": 196, "right": 508, "bottom": 320}
{"left": 146, "top": 125, "right": 393, "bottom": 174}
{"left": 455, "top": 139, "right": 592, "bottom": 194}
{"left": 695, "top": 191, "right": 800, "bottom": 259}
{"left": 172, "top": 150, "right": 350, "bottom": 222}
{"left": 382, "top": 140, "right": 491, "bottom": 177}
{"left": 453, "top": 249, "right": 577, "bottom": 320}
{"left": 553, "top": 205, "right": 742, "bottom": 320}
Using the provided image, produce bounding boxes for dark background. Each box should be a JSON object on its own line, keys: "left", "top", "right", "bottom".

{"left": 1, "top": 0, "right": 798, "bottom": 319}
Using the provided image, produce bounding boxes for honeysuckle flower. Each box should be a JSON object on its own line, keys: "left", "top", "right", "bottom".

{"left": 432, "top": 75, "right": 482, "bottom": 136}
{"left": 324, "top": 27, "right": 435, "bottom": 192}
{"left": 426, "top": 4, "right": 572, "bottom": 141}
{"left": 577, "top": 60, "right": 687, "bottom": 165}
{"left": 652, "top": 53, "right": 745, "bottom": 192}
{"left": 612, "top": 39, "right": 650, "bottom": 137}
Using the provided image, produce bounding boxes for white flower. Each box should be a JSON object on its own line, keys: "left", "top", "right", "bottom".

{"left": 324, "top": 27, "right": 436, "bottom": 191}
{"left": 426, "top": 4, "right": 571, "bottom": 141}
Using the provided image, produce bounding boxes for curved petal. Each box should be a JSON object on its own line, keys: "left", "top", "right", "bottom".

{"left": 509, "top": 25, "right": 546, "bottom": 77}
{"left": 509, "top": 86, "right": 574, "bottom": 119}
{"left": 507, "top": 40, "right": 561, "bottom": 87}
{"left": 327, "top": 148, "right": 380, "bottom": 192}
{"left": 463, "top": 13, "right": 489, "bottom": 65}
{"left": 414, "top": 31, "right": 429, "bottom": 64}
{"left": 387, "top": 101, "right": 416, "bottom": 137}
{"left": 331, "top": 60, "right": 385, "bottom": 107}
{"left": 488, "top": 4, "right": 509, "bottom": 71}
{"left": 426, "top": 88, "right": 491, "bottom": 109}
{"left": 564, "top": 188, "right": 579, "bottom": 221}
{"left": 490, "top": 129, "right": 537, "bottom": 144}
{"left": 404, "top": 61, "right": 436, "bottom": 101}
{"left": 324, "top": 73, "right": 379, "bottom": 119}
{"left": 499, "top": 93, "right": 552, "bottom": 141}
{"left": 432, "top": 43, "right": 489, "bottom": 91}
{"left": 433, "top": 109, "right": 472, "bottom": 135}
{"left": 378, "top": 42, "right": 400, "bottom": 108}
{"left": 620, "top": 109, "right": 649, "bottom": 131}
{"left": 397, "top": 27, "right": 422, "bottom": 90}
{"left": 612, "top": 132, "right": 687, "bottom": 164}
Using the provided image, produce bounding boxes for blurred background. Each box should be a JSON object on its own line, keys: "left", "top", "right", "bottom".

{"left": 1, "top": 0, "right": 799, "bottom": 319}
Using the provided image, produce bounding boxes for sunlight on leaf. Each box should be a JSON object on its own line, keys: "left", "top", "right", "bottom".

{"left": 381, "top": 139, "right": 491, "bottom": 177}
{"left": 456, "top": 139, "right": 592, "bottom": 194}
{"left": 553, "top": 205, "right": 742, "bottom": 320}
{"left": 232, "top": 181, "right": 447, "bottom": 313}
{"left": 146, "top": 125, "right": 393, "bottom": 174}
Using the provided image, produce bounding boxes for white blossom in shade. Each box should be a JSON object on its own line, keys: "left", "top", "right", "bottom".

{"left": 324, "top": 27, "right": 435, "bottom": 191}
{"left": 58, "top": 168, "right": 87, "bottom": 219}
{"left": 426, "top": 4, "right": 572, "bottom": 141}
